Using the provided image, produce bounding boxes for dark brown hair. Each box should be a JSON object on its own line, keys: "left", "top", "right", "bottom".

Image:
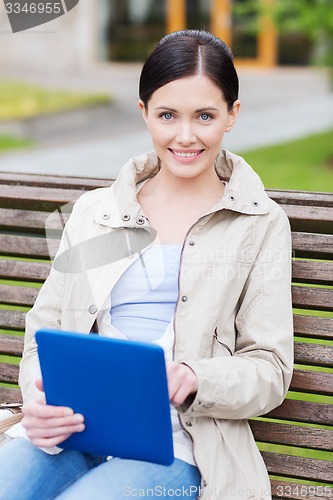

{"left": 139, "top": 30, "right": 239, "bottom": 111}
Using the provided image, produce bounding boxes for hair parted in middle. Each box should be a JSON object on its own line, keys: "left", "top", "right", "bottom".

{"left": 139, "top": 30, "right": 239, "bottom": 111}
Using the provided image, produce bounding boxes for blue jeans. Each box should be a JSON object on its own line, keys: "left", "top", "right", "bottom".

{"left": 0, "top": 438, "right": 201, "bottom": 499}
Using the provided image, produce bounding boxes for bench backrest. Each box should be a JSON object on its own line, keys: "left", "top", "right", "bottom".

{"left": 0, "top": 172, "right": 332, "bottom": 496}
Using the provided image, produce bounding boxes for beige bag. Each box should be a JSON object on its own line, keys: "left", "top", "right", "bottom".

{"left": 0, "top": 403, "right": 23, "bottom": 446}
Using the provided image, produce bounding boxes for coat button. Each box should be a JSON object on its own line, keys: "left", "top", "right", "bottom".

{"left": 185, "top": 421, "right": 192, "bottom": 427}
{"left": 202, "top": 480, "right": 207, "bottom": 487}
{"left": 252, "top": 201, "right": 259, "bottom": 207}
{"left": 136, "top": 217, "right": 145, "bottom": 225}
{"left": 102, "top": 214, "right": 110, "bottom": 220}
{"left": 122, "top": 214, "right": 131, "bottom": 221}
{"left": 88, "top": 304, "right": 97, "bottom": 314}
{"left": 181, "top": 296, "right": 188, "bottom": 302}
{"left": 188, "top": 241, "right": 195, "bottom": 246}
{"left": 229, "top": 195, "right": 236, "bottom": 202}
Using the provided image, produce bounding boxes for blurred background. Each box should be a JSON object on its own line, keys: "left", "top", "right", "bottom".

{"left": 0, "top": 0, "right": 332, "bottom": 190}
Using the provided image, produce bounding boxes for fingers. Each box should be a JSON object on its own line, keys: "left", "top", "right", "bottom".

{"left": 167, "top": 362, "right": 198, "bottom": 407}
{"left": 22, "top": 399, "right": 85, "bottom": 448}
{"left": 35, "top": 378, "right": 44, "bottom": 393}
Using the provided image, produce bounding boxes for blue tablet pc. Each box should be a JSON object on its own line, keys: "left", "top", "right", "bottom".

{"left": 36, "top": 329, "right": 174, "bottom": 465}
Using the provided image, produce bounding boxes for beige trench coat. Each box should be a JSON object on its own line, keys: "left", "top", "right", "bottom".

{"left": 20, "top": 150, "right": 294, "bottom": 500}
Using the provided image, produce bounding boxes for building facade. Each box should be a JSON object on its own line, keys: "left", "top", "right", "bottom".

{"left": 0, "top": 0, "right": 308, "bottom": 71}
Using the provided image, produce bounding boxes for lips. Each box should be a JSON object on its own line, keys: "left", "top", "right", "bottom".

{"left": 169, "top": 149, "right": 204, "bottom": 159}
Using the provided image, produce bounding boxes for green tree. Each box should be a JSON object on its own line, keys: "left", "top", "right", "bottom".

{"left": 234, "top": 0, "right": 333, "bottom": 79}
{"left": 273, "top": 0, "right": 333, "bottom": 73}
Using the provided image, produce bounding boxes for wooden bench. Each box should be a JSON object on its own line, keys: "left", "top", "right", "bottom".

{"left": 0, "top": 171, "right": 332, "bottom": 498}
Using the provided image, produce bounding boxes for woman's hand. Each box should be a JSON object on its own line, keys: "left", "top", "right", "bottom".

{"left": 166, "top": 362, "right": 198, "bottom": 407}
{"left": 21, "top": 378, "right": 85, "bottom": 448}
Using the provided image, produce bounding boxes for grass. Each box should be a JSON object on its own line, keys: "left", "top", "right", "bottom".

{"left": 237, "top": 128, "right": 333, "bottom": 192}
{"left": 0, "top": 81, "right": 111, "bottom": 120}
{"left": 0, "top": 135, "right": 34, "bottom": 152}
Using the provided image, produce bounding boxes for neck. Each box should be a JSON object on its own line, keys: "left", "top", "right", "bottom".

{"left": 145, "top": 165, "right": 223, "bottom": 202}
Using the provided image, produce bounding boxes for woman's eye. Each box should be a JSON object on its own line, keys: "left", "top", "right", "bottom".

{"left": 161, "top": 112, "right": 173, "bottom": 120}
{"left": 199, "top": 113, "right": 212, "bottom": 122}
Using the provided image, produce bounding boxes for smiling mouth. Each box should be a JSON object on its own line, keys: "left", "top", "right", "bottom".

{"left": 169, "top": 149, "right": 204, "bottom": 158}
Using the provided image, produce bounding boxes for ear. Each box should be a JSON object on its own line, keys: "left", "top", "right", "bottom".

{"left": 138, "top": 99, "right": 149, "bottom": 127}
{"left": 225, "top": 99, "right": 241, "bottom": 132}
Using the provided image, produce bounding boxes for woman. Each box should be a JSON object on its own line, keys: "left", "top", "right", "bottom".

{"left": 0, "top": 30, "right": 293, "bottom": 499}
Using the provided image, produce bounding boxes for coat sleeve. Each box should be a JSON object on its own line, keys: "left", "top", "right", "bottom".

{"left": 19, "top": 197, "right": 84, "bottom": 403}
{"left": 179, "top": 206, "right": 294, "bottom": 419}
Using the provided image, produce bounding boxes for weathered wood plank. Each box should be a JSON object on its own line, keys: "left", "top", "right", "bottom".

{"left": 0, "top": 172, "right": 112, "bottom": 190}
{"left": 290, "top": 369, "right": 333, "bottom": 396}
{"left": 294, "top": 343, "right": 333, "bottom": 368}
{"left": 0, "top": 334, "right": 24, "bottom": 356}
{"left": 292, "top": 232, "right": 333, "bottom": 260}
{"left": 281, "top": 205, "right": 333, "bottom": 234}
{"left": 0, "top": 260, "right": 51, "bottom": 282}
{"left": 0, "top": 208, "right": 70, "bottom": 234}
{"left": 268, "top": 189, "right": 333, "bottom": 208}
{"left": 291, "top": 285, "right": 333, "bottom": 312}
{"left": 0, "top": 184, "right": 82, "bottom": 211}
{"left": 292, "top": 260, "right": 333, "bottom": 285}
{"left": 0, "top": 310, "right": 26, "bottom": 331}
{"left": 262, "top": 451, "right": 333, "bottom": 483}
{"left": 0, "top": 234, "right": 54, "bottom": 258}
{"left": 0, "top": 386, "right": 22, "bottom": 404}
{"left": 0, "top": 285, "right": 39, "bottom": 307}
{"left": 266, "top": 399, "right": 333, "bottom": 426}
{"left": 250, "top": 420, "right": 333, "bottom": 451}
{"left": 0, "top": 362, "right": 19, "bottom": 384}
{"left": 293, "top": 315, "right": 333, "bottom": 341}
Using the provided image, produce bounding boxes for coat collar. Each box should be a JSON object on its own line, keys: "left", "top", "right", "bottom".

{"left": 95, "top": 149, "right": 270, "bottom": 228}
{"left": 213, "top": 150, "right": 270, "bottom": 215}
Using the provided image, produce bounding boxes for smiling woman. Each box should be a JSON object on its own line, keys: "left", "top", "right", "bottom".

{"left": 137, "top": 74, "right": 240, "bottom": 243}
{"left": 0, "top": 30, "right": 293, "bottom": 500}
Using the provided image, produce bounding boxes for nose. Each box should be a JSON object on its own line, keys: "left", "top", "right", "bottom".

{"left": 176, "top": 120, "right": 196, "bottom": 145}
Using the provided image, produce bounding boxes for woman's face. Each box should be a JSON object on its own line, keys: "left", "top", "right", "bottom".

{"left": 139, "top": 74, "right": 240, "bottom": 181}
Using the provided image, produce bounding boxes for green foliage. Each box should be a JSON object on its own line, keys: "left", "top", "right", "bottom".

{"left": 274, "top": 0, "right": 333, "bottom": 69}
{"left": 233, "top": 0, "right": 333, "bottom": 75}
{"left": 0, "top": 81, "right": 111, "bottom": 120}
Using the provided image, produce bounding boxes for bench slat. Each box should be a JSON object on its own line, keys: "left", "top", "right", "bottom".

{"left": 0, "top": 285, "right": 39, "bottom": 307}
{"left": 292, "top": 260, "right": 333, "bottom": 285}
{"left": 0, "top": 184, "right": 82, "bottom": 211}
{"left": 262, "top": 451, "right": 333, "bottom": 483}
{"left": 0, "top": 208, "right": 51, "bottom": 233}
{"left": 294, "top": 343, "right": 333, "bottom": 368}
{"left": 290, "top": 369, "right": 333, "bottom": 396}
{"left": 0, "top": 172, "right": 112, "bottom": 189}
{"left": 282, "top": 204, "right": 333, "bottom": 234}
{"left": 0, "top": 363, "right": 19, "bottom": 384}
{"left": 291, "top": 285, "right": 333, "bottom": 312}
{"left": 249, "top": 420, "right": 333, "bottom": 451}
{"left": 0, "top": 208, "right": 70, "bottom": 234}
{"left": 0, "top": 310, "right": 26, "bottom": 331}
{"left": 271, "top": 480, "right": 333, "bottom": 500}
{"left": 0, "top": 260, "right": 51, "bottom": 282}
{"left": 0, "top": 334, "right": 24, "bottom": 356}
{"left": 0, "top": 234, "right": 52, "bottom": 259}
{"left": 293, "top": 314, "right": 333, "bottom": 341}
{"left": 292, "top": 232, "right": 333, "bottom": 259}
{"left": 268, "top": 189, "right": 333, "bottom": 208}
{"left": 0, "top": 386, "right": 22, "bottom": 404}
{"left": 266, "top": 399, "right": 333, "bottom": 426}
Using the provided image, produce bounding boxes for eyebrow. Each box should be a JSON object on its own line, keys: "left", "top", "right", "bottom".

{"left": 154, "top": 106, "right": 219, "bottom": 112}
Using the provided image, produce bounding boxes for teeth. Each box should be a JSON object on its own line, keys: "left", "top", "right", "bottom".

{"left": 173, "top": 151, "right": 200, "bottom": 158}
